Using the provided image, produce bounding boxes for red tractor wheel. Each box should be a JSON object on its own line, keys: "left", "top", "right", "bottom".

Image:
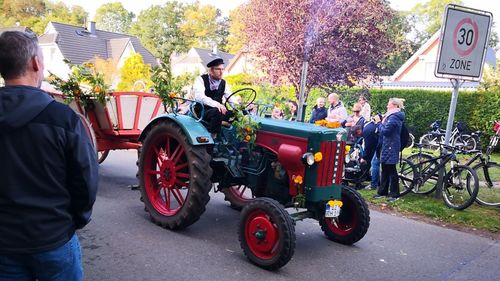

{"left": 138, "top": 120, "right": 212, "bottom": 230}
{"left": 239, "top": 198, "right": 295, "bottom": 270}
{"left": 319, "top": 186, "right": 370, "bottom": 245}
{"left": 221, "top": 184, "right": 255, "bottom": 210}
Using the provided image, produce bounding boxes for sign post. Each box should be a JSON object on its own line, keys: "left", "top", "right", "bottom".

{"left": 434, "top": 4, "right": 492, "bottom": 198}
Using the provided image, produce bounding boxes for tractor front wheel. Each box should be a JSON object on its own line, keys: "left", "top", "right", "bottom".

{"left": 138, "top": 120, "right": 212, "bottom": 230}
{"left": 239, "top": 198, "right": 295, "bottom": 270}
{"left": 319, "top": 186, "right": 370, "bottom": 245}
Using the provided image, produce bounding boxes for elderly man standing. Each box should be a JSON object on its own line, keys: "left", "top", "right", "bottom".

{"left": 192, "top": 57, "right": 234, "bottom": 138}
{"left": 326, "top": 92, "right": 348, "bottom": 123}
{"left": 0, "top": 31, "right": 98, "bottom": 280}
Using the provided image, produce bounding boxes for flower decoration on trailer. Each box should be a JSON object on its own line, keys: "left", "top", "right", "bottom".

{"left": 48, "top": 60, "right": 110, "bottom": 107}
{"left": 292, "top": 174, "right": 305, "bottom": 208}
{"left": 151, "top": 61, "right": 183, "bottom": 110}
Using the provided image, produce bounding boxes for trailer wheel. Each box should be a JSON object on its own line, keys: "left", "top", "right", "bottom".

{"left": 239, "top": 198, "right": 295, "bottom": 270}
{"left": 138, "top": 120, "right": 212, "bottom": 229}
{"left": 319, "top": 186, "right": 370, "bottom": 245}
{"left": 221, "top": 184, "right": 255, "bottom": 210}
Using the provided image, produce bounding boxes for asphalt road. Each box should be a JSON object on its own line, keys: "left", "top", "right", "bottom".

{"left": 80, "top": 150, "right": 499, "bottom": 281}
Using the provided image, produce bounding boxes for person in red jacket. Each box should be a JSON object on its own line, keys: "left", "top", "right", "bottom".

{"left": 0, "top": 31, "right": 98, "bottom": 280}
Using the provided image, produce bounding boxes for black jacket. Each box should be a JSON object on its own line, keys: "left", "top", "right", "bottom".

{"left": 0, "top": 85, "right": 98, "bottom": 254}
{"left": 309, "top": 106, "right": 328, "bottom": 123}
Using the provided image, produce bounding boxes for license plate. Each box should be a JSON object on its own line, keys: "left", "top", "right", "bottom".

{"left": 325, "top": 200, "right": 342, "bottom": 218}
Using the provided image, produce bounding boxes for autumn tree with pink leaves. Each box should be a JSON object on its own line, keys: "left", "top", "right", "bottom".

{"left": 240, "top": 0, "right": 398, "bottom": 100}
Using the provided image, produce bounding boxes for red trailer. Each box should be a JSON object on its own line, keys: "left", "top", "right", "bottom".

{"left": 48, "top": 91, "right": 163, "bottom": 163}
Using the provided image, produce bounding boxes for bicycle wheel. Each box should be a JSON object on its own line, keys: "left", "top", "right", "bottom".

{"left": 405, "top": 133, "right": 415, "bottom": 149}
{"left": 473, "top": 162, "right": 500, "bottom": 207}
{"left": 442, "top": 165, "right": 479, "bottom": 210}
{"left": 406, "top": 153, "right": 438, "bottom": 195}
{"left": 452, "top": 135, "right": 476, "bottom": 151}
{"left": 398, "top": 158, "right": 416, "bottom": 196}
{"left": 419, "top": 134, "right": 441, "bottom": 151}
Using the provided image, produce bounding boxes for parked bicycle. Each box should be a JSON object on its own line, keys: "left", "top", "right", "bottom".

{"left": 398, "top": 143, "right": 479, "bottom": 210}
{"left": 419, "top": 120, "right": 478, "bottom": 151}
{"left": 464, "top": 121, "right": 500, "bottom": 207}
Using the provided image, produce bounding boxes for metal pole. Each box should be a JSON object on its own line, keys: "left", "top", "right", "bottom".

{"left": 435, "top": 78, "right": 461, "bottom": 199}
{"left": 296, "top": 60, "right": 309, "bottom": 122}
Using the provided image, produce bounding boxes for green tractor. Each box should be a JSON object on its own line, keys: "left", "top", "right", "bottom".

{"left": 136, "top": 89, "right": 370, "bottom": 270}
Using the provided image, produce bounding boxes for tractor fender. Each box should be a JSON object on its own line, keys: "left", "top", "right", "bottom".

{"left": 139, "top": 113, "right": 214, "bottom": 145}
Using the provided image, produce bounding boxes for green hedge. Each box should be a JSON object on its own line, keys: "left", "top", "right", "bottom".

{"left": 229, "top": 83, "right": 500, "bottom": 147}
{"left": 369, "top": 89, "right": 500, "bottom": 146}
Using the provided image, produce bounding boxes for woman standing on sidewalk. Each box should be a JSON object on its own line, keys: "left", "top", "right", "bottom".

{"left": 373, "top": 98, "right": 405, "bottom": 202}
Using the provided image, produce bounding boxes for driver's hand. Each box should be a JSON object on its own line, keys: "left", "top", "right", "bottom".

{"left": 217, "top": 103, "right": 227, "bottom": 114}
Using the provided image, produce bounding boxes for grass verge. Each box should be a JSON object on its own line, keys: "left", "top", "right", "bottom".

{"left": 358, "top": 188, "right": 500, "bottom": 235}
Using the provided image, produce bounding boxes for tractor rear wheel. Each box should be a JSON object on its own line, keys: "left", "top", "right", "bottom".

{"left": 138, "top": 120, "right": 212, "bottom": 229}
{"left": 221, "top": 184, "right": 255, "bottom": 210}
{"left": 239, "top": 198, "right": 295, "bottom": 270}
{"left": 319, "top": 186, "right": 370, "bottom": 245}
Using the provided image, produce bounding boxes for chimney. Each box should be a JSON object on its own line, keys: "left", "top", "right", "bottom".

{"left": 87, "top": 21, "right": 96, "bottom": 35}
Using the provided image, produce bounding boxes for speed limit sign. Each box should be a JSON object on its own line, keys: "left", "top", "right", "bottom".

{"left": 435, "top": 5, "right": 492, "bottom": 81}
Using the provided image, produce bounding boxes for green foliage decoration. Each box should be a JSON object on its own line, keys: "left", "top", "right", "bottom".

{"left": 48, "top": 60, "right": 110, "bottom": 107}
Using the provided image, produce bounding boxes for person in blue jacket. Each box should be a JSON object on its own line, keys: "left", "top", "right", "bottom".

{"left": 0, "top": 31, "right": 98, "bottom": 280}
{"left": 373, "top": 98, "right": 405, "bottom": 202}
{"left": 309, "top": 97, "right": 327, "bottom": 123}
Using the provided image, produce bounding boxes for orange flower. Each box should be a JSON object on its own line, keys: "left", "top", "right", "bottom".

{"left": 245, "top": 127, "right": 252, "bottom": 133}
{"left": 245, "top": 135, "right": 251, "bottom": 141}
{"left": 168, "top": 92, "right": 177, "bottom": 99}
{"left": 94, "top": 85, "right": 102, "bottom": 93}
{"left": 326, "top": 121, "right": 341, "bottom": 128}
{"left": 293, "top": 175, "right": 303, "bottom": 185}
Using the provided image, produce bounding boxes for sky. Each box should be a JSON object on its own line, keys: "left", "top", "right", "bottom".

{"left": 59, "top": 0, "right": 500, "bottom": 38}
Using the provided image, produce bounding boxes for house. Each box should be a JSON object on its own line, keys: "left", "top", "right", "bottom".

{"left": 38, "top": 21, "right": 158, "bottom": 81}
{"left": 225, "top": 49, "right": 259, "bottom": 76}
{"left": 171, "top": 47, "right": 234, "bottom": 76}
{"left": 379, "top": 32, "right": 496, "bottom": 90}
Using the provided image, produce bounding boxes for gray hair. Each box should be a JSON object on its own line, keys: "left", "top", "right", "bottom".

{"left": 0, "top": 31, "right": 39, "bottom": 80}
{"left": 389, "top": 97, "right": 405, "bottom": 109}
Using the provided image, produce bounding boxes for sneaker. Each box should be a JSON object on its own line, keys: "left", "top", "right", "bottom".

{"left": 387, "top": 197, "right": 399, "bottom": 203}
{"left": 372, "top": 194, "right": 386, "bottom": 199}
{"left": 365, "top": 184, "right": 378, "bottom": 190}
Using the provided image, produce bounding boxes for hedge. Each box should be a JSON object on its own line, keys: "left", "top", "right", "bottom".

{"left": 368, "top": 89, "right": 500, "bottom": 146}
{"left": 229, "top": 83, "right": 500, "bottom": 148}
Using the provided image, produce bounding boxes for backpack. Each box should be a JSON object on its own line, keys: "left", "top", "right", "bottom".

{"left": 400, "top": 122, "right": 410, "bottom": 151}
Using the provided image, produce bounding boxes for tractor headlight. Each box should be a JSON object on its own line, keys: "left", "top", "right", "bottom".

{"left": 302, "top": 152, "right": 315, "bottom": 166}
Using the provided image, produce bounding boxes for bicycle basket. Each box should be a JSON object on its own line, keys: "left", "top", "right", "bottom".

{"left": 456, "top": 122, "right": 467, "bottom": 132}
{"left": 431, "top": 120, "right": 441, "bottom": 130}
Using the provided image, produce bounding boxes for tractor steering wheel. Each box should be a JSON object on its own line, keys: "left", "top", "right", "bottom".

{"left": 224, "top": 88, "right": 257, "bottom": 113}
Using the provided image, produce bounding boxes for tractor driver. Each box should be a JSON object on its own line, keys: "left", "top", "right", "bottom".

{"left": 192, "top": 57, "right": 234, "bottom": 138}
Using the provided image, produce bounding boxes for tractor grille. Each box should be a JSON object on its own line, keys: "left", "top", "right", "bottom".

{"left": 316, "top": 141, "right": 345, "bottom": 187}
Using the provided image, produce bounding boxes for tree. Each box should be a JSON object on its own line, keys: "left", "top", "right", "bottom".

{"left": 180, "top": 3, "right": 226, "bottom": 49}
{"left": 93, "top": 57, "right": 119, "bottom": 87}
{"left": 408, "top": 0, "right": 463, "bottom": 45}
{"left": 117, "top": 53, "right": 152, "bottom": 91}
{"left": 2, "top": 0, "right": 45, "bottom": 19}
{"left": 241, "top": 0, "right": 397, "bottom": 100}
{"left": 94, "top": 2, "right": 134, "bottom": 34}
{"left": 226, "top": 5, "right": 248, "bottom": 54}
{"left": 377, "top": 11, "right": 417, "bottom": 75}
{"left": 130, "top": 2, "right": 188, "bottom": 60}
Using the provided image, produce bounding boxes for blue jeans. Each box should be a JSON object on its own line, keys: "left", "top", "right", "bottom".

{"left": 371, "top": 154, "right": 380, "bottom": 188}
{"left": 0, "top": 233, "right": 82, "bottom": 281}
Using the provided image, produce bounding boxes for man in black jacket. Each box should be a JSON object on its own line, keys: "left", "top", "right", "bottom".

{"left": 192, "top": 57, "right": 234, "bottom": 137}
{"left": 0, "top": 31, "right": 98, "bottom": 280}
